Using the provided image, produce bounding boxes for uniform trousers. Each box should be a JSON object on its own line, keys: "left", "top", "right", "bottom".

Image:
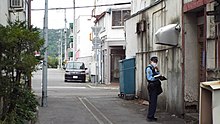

{"left": 147, "top": 84, "right": 158, "bottom": 119}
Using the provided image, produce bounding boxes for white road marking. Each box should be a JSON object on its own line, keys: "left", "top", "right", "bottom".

{"left": 84, "top": 98, "right": 113, "bottom": 124}
{"left": 78, "top": 97, "right": 113, "bottom": 124}
{"left": 78, "top": 97, "right": 104, "bottom": 124}
{"left": 48, "top": 86, "right": 87, "bottom": 89}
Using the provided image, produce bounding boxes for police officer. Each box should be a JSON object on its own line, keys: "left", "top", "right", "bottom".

{"left": 145, "top": 56, "right": 163, "bottom": 121}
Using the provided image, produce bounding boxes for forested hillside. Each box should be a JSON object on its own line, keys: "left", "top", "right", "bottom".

{"left": 39, "top": 29, "right": 69, "bottom": 67}
{"left": 39, "top": 29, "right": 61, "bottom": 57}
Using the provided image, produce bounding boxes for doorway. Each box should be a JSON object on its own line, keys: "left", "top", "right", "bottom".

{"left": 110, "top": 47, "right": 125, "bottom": 83}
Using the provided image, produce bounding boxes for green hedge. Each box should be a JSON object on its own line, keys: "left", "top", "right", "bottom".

{"left": 0, "top": 21, "right": 43, "bottom": 123}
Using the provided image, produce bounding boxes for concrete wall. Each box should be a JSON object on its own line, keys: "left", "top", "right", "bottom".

{"left": 131, "top": 0, "right": 155, "bottom": 14}
{"left": 184, "top": 13, "right": 200, "bottom": 107}
{"left": 0, "top": 0, "right": 9, "bottom": 25}
{"left": 125, "top": 16, "right": 138, "bottom": 58}
{"left": 207, "top": 40, "right": 216, "bottom": 69}
{"left": 206, "top": 3, "right": 216, "bottom": 69}
{"left": 182, "top": 1, "right": 218, "bottom": 113}
{"left": 125, "top": 0, "right": 183, "bottom": 114}
{"left": 10, "top": 12, "right": 26, "bottom": 22}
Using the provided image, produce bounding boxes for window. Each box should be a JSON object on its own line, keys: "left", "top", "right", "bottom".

{"left": 66, "top": 62, "right": 85, "bottom": 69}
{"left": 10, "top": 0, "right": 23, "bottom": 8}
{"left": 112, "top": 10, "right": 130, "bottom": 27}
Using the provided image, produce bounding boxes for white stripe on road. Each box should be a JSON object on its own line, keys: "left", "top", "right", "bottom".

{"left": 84, "top": 98, "right": 113, "bottom": 124}
{"left": 78, "top": 97, "right": 104, "bottom": 124}
{"left": 48, "top": 86, "right": 87, "bottom": 89}
{"left": 78, "top": 97, "right": 113, "bottom": 124}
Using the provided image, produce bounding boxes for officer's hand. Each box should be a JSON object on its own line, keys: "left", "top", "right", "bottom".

{"left": 155, "top": 67, "right": 159, "bottom": 72}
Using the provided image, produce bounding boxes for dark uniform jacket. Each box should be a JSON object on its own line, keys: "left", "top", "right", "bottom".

{"left": 146, "top": 65, "right": 163, "bottom": 95}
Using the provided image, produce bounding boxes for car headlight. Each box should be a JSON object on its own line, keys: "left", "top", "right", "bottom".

{"left": 65, "top": 71, "right": 71, "bottom": 75}
{"left": 80, "top": 71, "right": 86, "bottom": 74}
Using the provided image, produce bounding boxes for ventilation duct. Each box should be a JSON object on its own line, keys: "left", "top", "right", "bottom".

{"left": 155, "top": 24, "right": 180, "bottom": 46}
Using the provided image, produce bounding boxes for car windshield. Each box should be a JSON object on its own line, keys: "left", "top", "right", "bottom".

{"left": 66, "top": 62, "right": 85, "bottom": 69}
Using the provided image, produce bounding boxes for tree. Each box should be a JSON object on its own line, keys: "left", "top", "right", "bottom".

{"left": 0, "top": 21, "right": 44, "bottom": 123}
{"left": 48, "top": 56, "right": 58, "bottom": 68}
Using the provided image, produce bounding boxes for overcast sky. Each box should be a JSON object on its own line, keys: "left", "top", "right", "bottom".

{"left": 31, "top": 0, "right": 94, "bottom": 29}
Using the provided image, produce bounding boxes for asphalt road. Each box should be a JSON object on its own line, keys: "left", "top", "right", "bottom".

{"left": 32, "top": 69, "right": 185, "bottom": 124}
{"left": 32, "top": 69, "right": 151, "bottom": 124}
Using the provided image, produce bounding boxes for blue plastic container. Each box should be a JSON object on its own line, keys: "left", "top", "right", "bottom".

{"left": 119, "top": 58, "right": 135, "bottom": 100}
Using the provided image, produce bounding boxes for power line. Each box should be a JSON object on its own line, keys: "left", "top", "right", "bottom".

{"left": 31, "top": 2, "right": 131, "bottom": 11}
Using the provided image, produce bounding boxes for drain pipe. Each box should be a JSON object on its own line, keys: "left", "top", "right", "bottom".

{"left": 181, "top": 0, "right": 185, "bottom": 116}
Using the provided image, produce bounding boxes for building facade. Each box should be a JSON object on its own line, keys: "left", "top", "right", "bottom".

{"left": 93, "top": 0, "right": 131, "bottom": 84}
{"left": 183, "top": 0, "right": 220, "bottom": 114}
{"left": 73, "top": 15, "right": 94, "bottom": 69}
{"left": 0, "top": 0, "right": 30, "bottom": 26}
{"left": 125, "top": 0, "right": 220, "bottom": 116}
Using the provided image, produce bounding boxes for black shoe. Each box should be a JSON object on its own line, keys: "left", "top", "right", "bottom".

{"left": 147, "top": 117, "right": 157, "bottom": 121}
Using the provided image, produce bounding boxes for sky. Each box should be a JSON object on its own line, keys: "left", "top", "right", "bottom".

{"left": 31, "top": 0, "right": 94, "bottom": 29}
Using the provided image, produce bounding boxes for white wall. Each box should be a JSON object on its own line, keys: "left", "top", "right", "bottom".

{"left": 183, "top": 0, "right": 193, "bottom": 4}
{"left": 125, "top": 16, "right": 138, "bottom": 58}
{"left": 10, "top": 12, "right": 26, "bottom": 22}
{"left": 95, "top": 0, "right": 130, "bottom": 42}
{"left": 76, "top": 15, "right": 93, "bottom": 58}
{"left": 131, "top": 0, "right": 152, "bottom": 14}
{"left": 0, "top": 0, "right": 9, "bottom": 25}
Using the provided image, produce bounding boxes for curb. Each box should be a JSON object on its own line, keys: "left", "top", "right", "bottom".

{"left": 87, "top": 84, "right": 119, "bottom": 90}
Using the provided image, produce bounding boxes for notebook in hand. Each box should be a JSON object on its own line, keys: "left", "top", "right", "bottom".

{"left": 154, "top": 75, "right": 167, "bottom": 81}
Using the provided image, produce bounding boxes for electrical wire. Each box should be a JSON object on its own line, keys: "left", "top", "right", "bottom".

{"left": 31, "top": 2, "right": 131, "bottom": 11}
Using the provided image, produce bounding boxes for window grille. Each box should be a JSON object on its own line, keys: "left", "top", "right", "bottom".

{"left": 10, "top": 0, "right": 23, "bottom": 8}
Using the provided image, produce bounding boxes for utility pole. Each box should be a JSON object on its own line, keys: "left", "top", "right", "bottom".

{"left": 27, "top": 0, "right": 32, "bottom": 89}
{"left": 60, "top": 30, "right": 63, "bottom": 68}
{"left": 28, "top": 0, "right": 31, "bottom": 29}
{"left": 73, "top": 0, "right": 76, "bottom": 60}
{"left": 42, "top": 0, "right": 48, "bottom": 107}
{"left": 91, "top": 26, "right": 101, "bottom": 84}
{"left": 64, "top": 9, "right": 67, "bottom": 62}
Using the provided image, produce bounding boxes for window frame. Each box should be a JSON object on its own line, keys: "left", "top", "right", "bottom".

{"left": 111, "top": 9, "right": 131, "bottom": 28}
{"left": 10, "top": 0, "right": 23, "bottom": 8}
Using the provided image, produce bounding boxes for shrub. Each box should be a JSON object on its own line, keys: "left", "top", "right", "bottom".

{"left": 0, "top": 21, "right": 43, "bottom": 123}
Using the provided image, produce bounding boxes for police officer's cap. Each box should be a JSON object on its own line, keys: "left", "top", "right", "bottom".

{"left": 150, "top": 56, "right": 158, "bottom": 63}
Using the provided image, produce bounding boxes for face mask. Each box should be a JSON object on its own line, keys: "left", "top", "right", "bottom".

{"left": 151, "top": 62, "right": 157, "bottom": 67}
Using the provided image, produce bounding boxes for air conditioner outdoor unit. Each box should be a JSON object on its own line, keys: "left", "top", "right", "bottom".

{"left": 10, "top": 0, "right": 23, "bottom": 8}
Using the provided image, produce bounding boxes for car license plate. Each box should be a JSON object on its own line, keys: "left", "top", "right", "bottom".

{"left": 73, "top": 76, "right": 78, "bottom": 79}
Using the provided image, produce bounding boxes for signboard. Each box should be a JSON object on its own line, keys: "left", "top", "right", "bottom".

{"left": 92, "top": 37, "right": 101, "bottom": 44}
{"left": 91, "top": 26, "right": 102, "bottom": 36}
{"left": 92, "top": 45, "right": 101, "bottom": 50}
